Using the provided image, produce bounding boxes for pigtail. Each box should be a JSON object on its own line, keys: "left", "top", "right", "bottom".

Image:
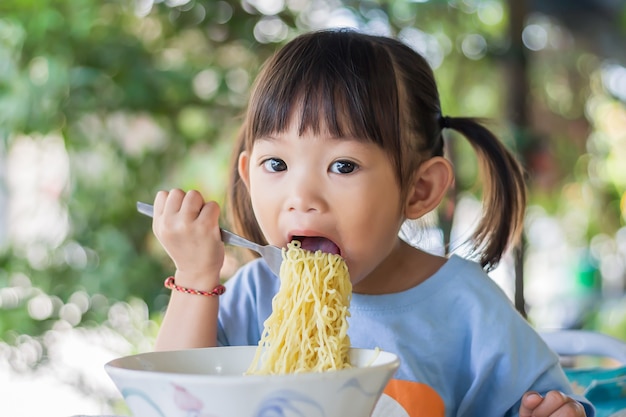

{"left": 444, "top": 117, "right": 526, "bottom": 271}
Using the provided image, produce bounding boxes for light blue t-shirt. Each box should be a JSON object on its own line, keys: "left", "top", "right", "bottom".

{"left": 217, "top": 255, "right": 594, "bottom": 417}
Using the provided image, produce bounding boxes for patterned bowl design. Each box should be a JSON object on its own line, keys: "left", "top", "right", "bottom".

{"left": 105, "top": 346, "right": 400, "bottom": 417}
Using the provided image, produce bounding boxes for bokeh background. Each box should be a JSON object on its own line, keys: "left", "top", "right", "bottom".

{"left": 1, "top": 0, "right": 625, "bottom": 415}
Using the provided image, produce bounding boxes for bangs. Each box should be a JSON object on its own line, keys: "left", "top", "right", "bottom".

{"left": 245, "top": 30, "right": 401, "bottom": 150}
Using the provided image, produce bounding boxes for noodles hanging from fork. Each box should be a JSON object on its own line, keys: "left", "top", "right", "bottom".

{"left": 247, "top": 240, "right": 352, "bottom": 374}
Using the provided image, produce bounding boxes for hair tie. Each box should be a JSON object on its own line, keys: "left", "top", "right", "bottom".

{"left": 439, "top": 115, "right": 451, "bottom": 129}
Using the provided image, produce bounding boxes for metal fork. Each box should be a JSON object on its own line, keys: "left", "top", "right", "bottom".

{"left": 136, "top": 202, "right": 283, "bottom": 276}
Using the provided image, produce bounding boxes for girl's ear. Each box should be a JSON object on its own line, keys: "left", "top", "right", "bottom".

{"left": 405, "top": 156, "right": 454, "bottom": 219}
{"left": 238, "top": 151, "right": 251, "bottom": 190}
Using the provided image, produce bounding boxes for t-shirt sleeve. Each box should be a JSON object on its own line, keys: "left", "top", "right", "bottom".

{"left": 449, "top": 258, "right": 595, "bottom": 416}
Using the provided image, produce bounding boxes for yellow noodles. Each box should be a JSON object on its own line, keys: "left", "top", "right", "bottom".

{"left": 247, "top": 240, "right": 352, "bottom": 375}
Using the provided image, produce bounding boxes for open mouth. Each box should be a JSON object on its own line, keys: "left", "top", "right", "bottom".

{"left": 292, "top": 236, "right": 341, "bottom": 256}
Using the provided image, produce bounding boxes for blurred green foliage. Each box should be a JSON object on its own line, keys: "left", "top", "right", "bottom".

{"left": 0, "top": 0, "right": 507, "bottom": 344}
{"left": 0, "top": 0, "right": 625, "bottom": 352}
{"left": 0, "top": 0, "right": 273, "bottom": 341}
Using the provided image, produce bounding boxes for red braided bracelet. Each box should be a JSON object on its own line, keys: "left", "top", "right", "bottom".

{"left": 164, "top": 276, "right": 226, "bottom": 296}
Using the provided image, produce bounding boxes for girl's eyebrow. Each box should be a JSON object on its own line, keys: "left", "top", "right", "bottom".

{"left": 255, "top": 135, "right": 280, "bottom": 142}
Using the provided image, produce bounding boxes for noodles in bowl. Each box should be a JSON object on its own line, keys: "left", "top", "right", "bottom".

{"left": 106, "top": 241, "right": 399, "bottom": 416}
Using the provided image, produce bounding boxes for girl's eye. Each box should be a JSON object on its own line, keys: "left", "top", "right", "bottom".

{"left": 330, "top": 160, "right": 358, "bottom": 174}
{"left": 262, "top": 158, "right": 287, "bottom": 172}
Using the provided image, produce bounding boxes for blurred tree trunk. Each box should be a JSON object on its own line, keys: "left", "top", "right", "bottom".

{"left": 506, "top": 0, "right": 529, "bottom": 318}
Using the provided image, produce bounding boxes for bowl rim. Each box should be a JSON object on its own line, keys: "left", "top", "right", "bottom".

{"left": 105, "top": 346, "right": 400, "bottom": 384}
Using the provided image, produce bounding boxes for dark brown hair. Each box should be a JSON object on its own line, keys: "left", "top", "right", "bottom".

{"left": 227, "top": 29, "right": 526, "bottom": 270}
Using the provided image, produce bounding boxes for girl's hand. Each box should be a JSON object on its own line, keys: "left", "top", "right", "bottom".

{"left": 519, "top": 391, "right": 586, "bottom": 417}
{"left": 152, "top": 189, "right": 224, "bottom": 290}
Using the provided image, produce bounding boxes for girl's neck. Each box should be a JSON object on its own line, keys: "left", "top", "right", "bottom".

{"left": 351, "top": 239, "right": 447, "bottom": 295}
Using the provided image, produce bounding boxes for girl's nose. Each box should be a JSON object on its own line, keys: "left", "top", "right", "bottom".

{"left": 286, "top": 173, "right": 326, "bottom": 213}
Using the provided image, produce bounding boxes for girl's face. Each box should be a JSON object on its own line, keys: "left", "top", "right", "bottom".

{"left": 238, "top": 119, "right": 407, "bottom": 288}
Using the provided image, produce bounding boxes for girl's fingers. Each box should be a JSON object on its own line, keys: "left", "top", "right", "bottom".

{"left": 180, "top": 190, "right": 205, "bottom": 219}
{"left": 520, "top": 392, "right": 543, "bottom": 417}
{"left": 153, "top": 190, "right": 215, "bottom": 234}
{"left": 153, "top": 189, "right": 214, "bottom": 230}
{"left": 538, "top": 391, "right": 568, "bottom": 413}
{"left": 153, "top": 190, "right": 169, "bottom": 217}
{"left": 520, "top": 391, "right": 585, "bottom": 417}
{"left": 163, "top": 188, "right": 185, "bottom": 215}
{"left": 197, "top": 201, "right": 221, "bottom": 234}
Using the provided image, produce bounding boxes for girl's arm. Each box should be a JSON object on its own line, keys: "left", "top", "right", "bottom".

{"left": 151, "top": 189, "right": 225, "bottom": 351}
{"left": 155, "top": 282, "right": 220, "bottom": 350}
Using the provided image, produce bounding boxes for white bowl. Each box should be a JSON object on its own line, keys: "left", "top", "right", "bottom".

{"left": 105, "top": 346, "right": 399, "bottom": 417}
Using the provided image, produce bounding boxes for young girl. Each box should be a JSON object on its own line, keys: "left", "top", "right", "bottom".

{"left": 151, "top": 29, "right": 593, "bottom": 416}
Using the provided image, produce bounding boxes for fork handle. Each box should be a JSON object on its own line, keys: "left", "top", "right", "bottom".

{"left": 220, "top": 229, "right": 264, "bottom": 254}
